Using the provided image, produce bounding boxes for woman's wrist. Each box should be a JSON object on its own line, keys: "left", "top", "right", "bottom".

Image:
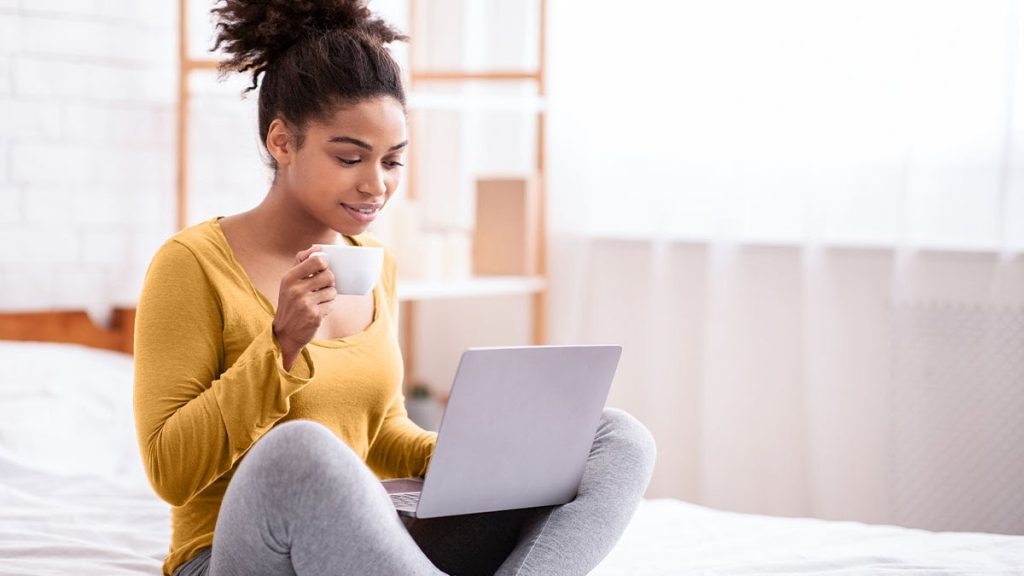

{"left": 273, "top": 324, "right": 301, "bottom": 371}
{"left": 281, "top": 349, "right": 299, "bottom": 372}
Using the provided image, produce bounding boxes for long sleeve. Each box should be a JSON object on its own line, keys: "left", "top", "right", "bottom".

{"left": 364, "top": 245, "right": 437, "bottom": 479}
{"left": 133, "top": 240, "right": 315, "bottom": 507}
{"left": 366, "top": 388, "right": 437, "bottom": 479}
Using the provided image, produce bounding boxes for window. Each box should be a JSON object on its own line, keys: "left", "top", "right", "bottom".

{"left": 548, "top": 0, "right": 1024, "bottom": 251}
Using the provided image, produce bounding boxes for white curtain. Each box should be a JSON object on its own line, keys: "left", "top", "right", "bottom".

{"left": 547, "top": 0, "right": 1024, "bottom": 533}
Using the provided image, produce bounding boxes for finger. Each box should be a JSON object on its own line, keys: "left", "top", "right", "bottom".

{"left": 317, "top": 301, "right": 335, "bottom": 318}
{"left": 295, "top": 244, "right": 324, "bottom": 264}
{"left": 295, "top": 263, "right": 334, "bottom": 292}
{"left": 285, "top": 252, "right": 329, "bottom": 283}
{"left": 280, "top": 252, "right": 323, "bottom": 284}
{"left": 312, "top": 285, "right": 337, "bottom": 305}
{"left": 307, "top": 267, "right": 335, "bottom": 291}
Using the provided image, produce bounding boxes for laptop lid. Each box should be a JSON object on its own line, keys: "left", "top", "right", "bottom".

{"left": 414, "top": 344, "right": 622, "bottom": 519}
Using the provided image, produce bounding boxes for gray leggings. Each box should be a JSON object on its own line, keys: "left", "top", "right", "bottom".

{"left": 174, "top": 408, "right": 656, "bottom": 576}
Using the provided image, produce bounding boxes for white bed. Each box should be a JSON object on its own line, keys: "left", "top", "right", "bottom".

{"left": 1, "top": 337, "right": 1023, "bottom": 576}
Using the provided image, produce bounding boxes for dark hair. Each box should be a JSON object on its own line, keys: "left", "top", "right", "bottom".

{"left": 211, "top": 0, "right": 408, "bottom": 169}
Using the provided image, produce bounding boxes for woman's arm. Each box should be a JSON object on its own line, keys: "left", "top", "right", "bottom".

{"left": 133, "top": 240, "right": 315, "bottom": 507}
{"left": 366, "top": 388, "right": 438, "bottom": 479}
{"left": 364, "top": 242, "right": 437, "bottom": 479}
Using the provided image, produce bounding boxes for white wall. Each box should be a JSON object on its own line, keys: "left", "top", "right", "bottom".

{"left": 0, "top": 1, "right": 177, "bottom": 318}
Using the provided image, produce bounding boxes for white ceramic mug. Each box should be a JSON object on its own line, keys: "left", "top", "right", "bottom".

{"left": 314, "top": 245, "right": 384, "bottom": 295}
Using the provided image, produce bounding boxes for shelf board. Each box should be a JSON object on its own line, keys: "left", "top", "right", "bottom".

{"left": 407, "top": 91, "right": 546, "bottom": 112}
{"left": 397, "top": 276, "right": 546, "bottom": 301}
{"left": 183, "top": 58, "right": 219, "bottom": 71}
{"left": 411, "top": 70, "right": 541, "bottom": 82}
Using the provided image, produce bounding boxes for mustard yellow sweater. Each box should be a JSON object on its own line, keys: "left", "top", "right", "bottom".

{"left": 133, "top": 218, "right": 436, "bottom": 576}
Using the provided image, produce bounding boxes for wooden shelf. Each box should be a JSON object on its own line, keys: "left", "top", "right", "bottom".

{"left": 411, "top": 70, "right": 541, "bottom": 82}
{"left": 398, "top": 276, "right": 546, "bottom": 301}
{"left": 404, "top": 0, "right": 549, "bottom": 344}
{"left": 182, "top": 58, "right": 219, "bottom": 71}
{"left": 408, "top": 91, "right": 546, "bottom": 112}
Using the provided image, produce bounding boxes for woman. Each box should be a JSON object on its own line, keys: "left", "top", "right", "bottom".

{"left": 133, "top": 1, "right": 656, "bottom": 575}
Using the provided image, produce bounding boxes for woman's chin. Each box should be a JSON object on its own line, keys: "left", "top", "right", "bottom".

{"left": 331, "top": 222, "right": 370, "bottom": 238}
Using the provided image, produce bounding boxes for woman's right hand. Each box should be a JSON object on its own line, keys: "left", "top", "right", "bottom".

{"left": 273, "top": 246, "right": 337, "bottom": 370}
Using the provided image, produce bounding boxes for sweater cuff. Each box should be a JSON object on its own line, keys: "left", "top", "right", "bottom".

{"left": 420, "top": 432, "right": 438, "bottom": 477}
{"left": 271, "top": 329, "right": 314, "bottom": 382}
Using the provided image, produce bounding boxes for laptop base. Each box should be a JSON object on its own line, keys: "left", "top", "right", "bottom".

{"left": 382, "top": 478, "right": 424, "bottom": 517}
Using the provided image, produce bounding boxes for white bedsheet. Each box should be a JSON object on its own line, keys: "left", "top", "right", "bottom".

{"left": 2, "top": 446, "right": 1022, "bottom": 576}
{"left": 2, "top": 341, "right": 1023, "bottom": 575}
{"left": 0, "top": 448, "right": 168, "bottom": 576}
{"left": 595, "top": 499, "right": 1024, "bottom": 575}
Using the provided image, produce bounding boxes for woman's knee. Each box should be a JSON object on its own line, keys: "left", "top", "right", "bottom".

{"left": 237, "top": 419, "right": 365, "bottom": 490}
{"left": 258, "top": 418, "right": 338, "bottom": 448}
{"left": 597, "top": 408, "right": 657, "bottom": 476}
{"left": 217, "top": 420, "right": 388, "bottom": 556}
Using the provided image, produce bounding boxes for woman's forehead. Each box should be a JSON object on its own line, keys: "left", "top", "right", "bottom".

{"left": 314, "top": 97, "right": 407, "bottom": 144}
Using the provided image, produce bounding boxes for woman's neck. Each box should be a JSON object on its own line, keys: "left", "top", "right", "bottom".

{"left": 238, "top": 187, "right": 343, "bottom": 258}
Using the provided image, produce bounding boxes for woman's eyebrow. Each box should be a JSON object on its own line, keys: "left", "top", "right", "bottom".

{"left": 328, "top": 136, "right": 409, "bottom": 152}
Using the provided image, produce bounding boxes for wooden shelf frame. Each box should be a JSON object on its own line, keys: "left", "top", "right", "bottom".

{"left": 412, "top": 70, "right": 542, "bottom": 82}
{"left": 405, "top": 0, "right": 549, "bottom": 347}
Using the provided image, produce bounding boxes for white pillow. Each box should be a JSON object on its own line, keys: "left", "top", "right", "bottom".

{"left": 0, "top": 340, "right": 145, "bottom": 482}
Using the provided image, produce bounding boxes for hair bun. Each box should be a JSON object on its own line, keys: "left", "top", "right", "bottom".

{"left": 212, "top": 0, "right": 406, "bottom": 87}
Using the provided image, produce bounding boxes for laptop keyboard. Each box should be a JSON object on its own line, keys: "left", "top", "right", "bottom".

{"left": 390, "top": 492, "right": 421, "bottom": 509}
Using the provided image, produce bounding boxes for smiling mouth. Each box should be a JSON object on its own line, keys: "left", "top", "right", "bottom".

{"left": 341, "top": 203, "right": 382, "bottom": 222}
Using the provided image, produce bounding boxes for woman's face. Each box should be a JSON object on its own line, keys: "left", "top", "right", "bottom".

{"left": 277, "top": 96, "right": 408, "bottom": 237}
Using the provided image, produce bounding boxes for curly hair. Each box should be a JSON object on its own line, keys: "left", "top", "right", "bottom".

{"left": 211, "top": 0, "right": 408, "bottom": 169}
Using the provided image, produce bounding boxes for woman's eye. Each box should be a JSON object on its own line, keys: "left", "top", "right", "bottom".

{"left": 336, "top": 157, "right": 360, "bottom": 166}
{"left": 385, "top": 160, "right": 405, "bottom": 168}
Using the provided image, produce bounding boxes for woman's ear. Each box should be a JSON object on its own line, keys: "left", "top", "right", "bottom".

{"left": 266, "top": 118, "right": 295, "bottom": 167}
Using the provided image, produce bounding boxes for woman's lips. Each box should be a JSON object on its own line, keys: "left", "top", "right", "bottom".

{"left": 341, "top": 202, "right": 381, "bottom": 223}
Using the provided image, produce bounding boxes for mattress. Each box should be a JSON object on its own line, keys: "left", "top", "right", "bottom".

{"left": 594, "top": 499, "right": 1024, "bottom": 575}
{"left": 1, "top": 340, "right": 1022, "bottom": 575}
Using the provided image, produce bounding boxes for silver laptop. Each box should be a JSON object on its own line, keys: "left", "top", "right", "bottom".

{"left": 381, "top": 344, "right": 622, "bottom": 519}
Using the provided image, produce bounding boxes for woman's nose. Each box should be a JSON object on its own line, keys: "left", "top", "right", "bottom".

{"left": 358, "top": 166, "right": 387, "bottom": 197}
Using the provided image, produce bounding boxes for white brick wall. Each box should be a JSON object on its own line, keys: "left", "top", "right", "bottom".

{"left": 13, "top": 57, "right": 174, "bottom": 103}
{"left": 21, "top": 16, "right": 169, "bottom": 64}
{"left": 185, "top": 71, "right": 270, "bottom": 226}
{"left": 0, "top": 1, "right": 176, "bottom": 312}
{"left": 0, "top": 15, "right": 19, "bottom": 53}
{"left": 0, "top": 99, "right": 62, "bottom": 140}
{"left": 11, "top": 144, "right": 99, "bottom": 183}
{"left": 0, "top": 185, "right": 18, "bottom": 223}
{"left": 22, "top": 185, "right": 81, "bottom": 223}
{"left": 19, "top": 0, "right": 99, "bottom": 18}
{"left": 0, "top": 57, "right": 10, "bottom": 95}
